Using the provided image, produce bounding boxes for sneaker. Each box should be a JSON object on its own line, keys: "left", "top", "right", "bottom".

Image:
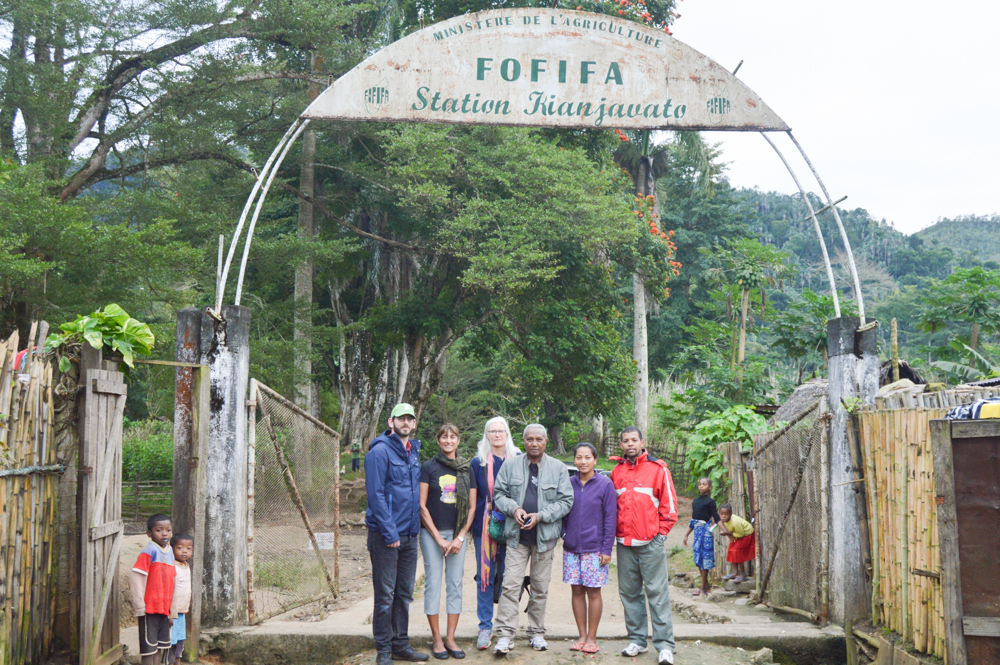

{"left": 477, "top": 630, "right": 492, "bottom": 650}
{"left": 657, "top": 648, "right": 674, "bottom": 665}
{"left": 621, "top": 644, "right": 648, "bottom": 657}
{"left": 529, "top": 637, "right": 548, "bottom": 651}
{"left": 494, "top": 638, "right": 513, "bottom": 655}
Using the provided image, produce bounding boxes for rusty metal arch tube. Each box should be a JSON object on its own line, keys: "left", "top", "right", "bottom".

{"left": 234, "top": 119, "right": 312, "bottom": 306}
{"left": 760, "top": 132, "right": 841, "bottom": 317}
{"left": 215, "top": 117, "right": 304, "bottom": 312}
{"left": 786, "top": 131, "right": 865, "bottom": 325}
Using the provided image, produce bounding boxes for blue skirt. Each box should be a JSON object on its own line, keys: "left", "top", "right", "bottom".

{"left": 690, "top": 519, "right": 715, "bottom": 570}
{"left": 170, "top": 613, "right": 186, "bottom": 645}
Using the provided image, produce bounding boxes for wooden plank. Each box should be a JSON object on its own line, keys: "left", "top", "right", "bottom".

{"left": 963, "top": 616, "right": 1000, "bottom": 637}
{"left": 951, "top": 419, "right": 1000, "bottom": 439}
{"left": 86, "top": 531, "right": 121, "bottom": 665}
{"left": 88, "top": 521, "right": 123, "bottom": 542}
{"left": 929, "top": 419, "right": 967, "bottom": 665}
{"left": 78, "top": 368, "right": 100, "bottom": 664}
{"left": 133, "top": 358, "right": 207, "bottom": 368}
{"left": 89, "top": 394, "right": 126, "bottom": 529}
{"left": 91, "top": 378, "right": 126, "bottom": 396}
{"left": 92, "top": 642, "right": 123, "bottom": 665}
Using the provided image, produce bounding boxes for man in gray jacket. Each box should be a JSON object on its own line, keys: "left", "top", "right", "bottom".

{"left": 492, "top": 424, "right": 574, "bottom": 654}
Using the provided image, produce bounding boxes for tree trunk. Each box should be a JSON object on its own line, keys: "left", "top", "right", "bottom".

{"left": 632, "top": 155, "right": 654, "bottom": 435}
{"left": 592, "top": 414, "right": 606, "bottom": 457}
{"left": 332, "top": 324, "right": 390, "bottom": 456}
{"left": 398, "top": 331, "right": 451, "bottom": 424}
{"left": 294, "top": 126, "right": 316, "bottom": 416}
{"left": 737, "top": 288, "right": 750, "bottom": 382}
{"left": 329, "top": 280, "right": 391, "bottom": 455}
{"left": 292, "top": 58, "right": 320, "bottom": 486}
{"left": 544, "top": 399, "right": 565, "bottom": 455}
{"left": 971, "top": 321, "right": 980, "bottom": 352}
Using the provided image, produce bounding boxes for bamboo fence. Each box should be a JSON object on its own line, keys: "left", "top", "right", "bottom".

{"left": 857, "top": 407, "right": 947, "bottom": 660}
{"left": 0, "top": 324, "right": 60, "bottom": 665}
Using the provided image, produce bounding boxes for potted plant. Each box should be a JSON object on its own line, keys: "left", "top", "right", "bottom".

{"left": 44, "top": 304, "right": 155, "bottom": 373}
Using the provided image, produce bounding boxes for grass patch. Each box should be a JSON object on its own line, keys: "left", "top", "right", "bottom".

{"left": 255, "top": 559, "right": 310, "bottom": 591}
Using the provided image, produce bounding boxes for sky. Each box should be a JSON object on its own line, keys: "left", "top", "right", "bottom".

{"left": 671, "top": 0, "right": 1000, "bottom": 234}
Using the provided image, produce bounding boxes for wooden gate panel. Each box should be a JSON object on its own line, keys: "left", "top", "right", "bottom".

{"left": 79, "top": 369, "right": 126, "bottom": 665}
{"left": 952, "top": 432, "right": 1000, "bottom": 664}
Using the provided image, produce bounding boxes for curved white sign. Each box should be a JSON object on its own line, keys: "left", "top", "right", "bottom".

{"left": 303, "top": 8, "right": 788, "bottom": 131}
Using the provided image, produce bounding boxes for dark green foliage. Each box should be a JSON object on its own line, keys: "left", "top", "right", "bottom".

{"left": 122, "top": 420, "right": 174, "bottom": 482}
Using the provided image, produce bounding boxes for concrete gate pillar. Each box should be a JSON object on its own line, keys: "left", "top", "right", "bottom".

{"left": 198, "top": 305, "right": 251, "bottom": 627}
{"left": 826, "top": 316, "right": 879, "bottom": 624}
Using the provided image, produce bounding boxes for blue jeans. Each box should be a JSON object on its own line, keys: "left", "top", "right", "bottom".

{"left": 472, "top": 534, "right": 507, "bottom": 631}
{"left": 367, "top": 529, "right": 419, "bottom": 654}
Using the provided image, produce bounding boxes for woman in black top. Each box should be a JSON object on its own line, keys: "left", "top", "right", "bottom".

{"left": 419, "top": 424, "right": 477, "bottom": 659}
{"left": 682, "top": 477, "right": 721, "bottom": 596}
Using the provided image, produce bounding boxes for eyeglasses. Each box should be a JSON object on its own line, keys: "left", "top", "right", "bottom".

{"left": 487, "top": 430, "right": 506, "bottom": 436}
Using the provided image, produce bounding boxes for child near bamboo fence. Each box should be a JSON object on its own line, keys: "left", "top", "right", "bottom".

{"left": 718, "top": 503, "right": 755, "bottom": 583}
{"left": 168, "top": 533, "right": 194, "bottom": 664}
{"left": 129, "top": 514, "right": 176, "bottom": 665}
{"left": 682, "top": 477, "right": 721, "bottom": 596}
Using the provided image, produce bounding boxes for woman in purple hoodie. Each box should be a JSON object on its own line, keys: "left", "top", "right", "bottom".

{"left": 562, "top": 442, "right": 618, "bottom": 654}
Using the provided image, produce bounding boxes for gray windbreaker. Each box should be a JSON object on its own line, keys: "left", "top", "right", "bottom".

{"left": 493, "top": 452, "right": 574, "bottom": 552}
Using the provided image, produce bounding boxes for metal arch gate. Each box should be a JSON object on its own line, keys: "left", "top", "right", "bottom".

{"left": 79, "top": 368, "right": 127, "bottom": 665}
{"left": 210, "top": 7, "right": 867, "bottom": 322}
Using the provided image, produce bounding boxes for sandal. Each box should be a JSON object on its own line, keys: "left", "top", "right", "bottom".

{"left": 691, "top": 590, "right": 701, "bottom": 597}
{"left": 582, "top": 644, "right": 600, "bottom": 654}
{"left": 722, "top": 574, "right": 736, "bottom": 580}
{"left": 733, "top": 576, "right": 747, "bottom": 583}
{"left": 570, "top": 642, "right": 585, "bottom": 652}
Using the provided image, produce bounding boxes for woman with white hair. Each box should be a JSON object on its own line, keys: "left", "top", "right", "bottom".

{"left": 470, "top": 416, "right": 520, "bottom": 651}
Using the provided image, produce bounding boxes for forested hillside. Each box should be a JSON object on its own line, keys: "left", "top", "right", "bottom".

{"left": 915, "top": 215, "right": 1000, "bottom": 265}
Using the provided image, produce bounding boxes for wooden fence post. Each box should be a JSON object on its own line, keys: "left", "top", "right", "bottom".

{"left": 930, "top": 419, "right": 966, "bottom": 665}
{"left": 173, "top": 308, "right": 202, "bottom": 535}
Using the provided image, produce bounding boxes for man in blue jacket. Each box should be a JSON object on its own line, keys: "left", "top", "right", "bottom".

{"left": 365, "top": 403, "right": 428, "bottom": 665}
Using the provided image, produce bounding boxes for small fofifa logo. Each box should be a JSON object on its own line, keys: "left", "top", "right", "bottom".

{"left": 365, "top": 86, "right": 389, "bottom": 112}
{"left": 707, "top": 97, "right": 730, "bottom": 114}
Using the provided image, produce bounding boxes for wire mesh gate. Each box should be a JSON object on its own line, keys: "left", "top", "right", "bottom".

{"left": 248, "top": 380, "right": 340, "bottom": 623}
{"left": 753, "top": 402, "right": 828, "bottom": 619}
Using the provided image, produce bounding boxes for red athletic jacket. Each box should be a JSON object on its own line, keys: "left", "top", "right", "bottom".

{"left": 610, "top": 451, "right": 679, "bottom": 546}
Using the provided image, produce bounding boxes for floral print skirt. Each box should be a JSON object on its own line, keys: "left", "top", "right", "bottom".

{"left": 562, "top": 551, "right": 609, "bottom": 588}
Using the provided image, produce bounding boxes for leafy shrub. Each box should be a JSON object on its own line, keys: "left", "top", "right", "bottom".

{"left": 122, "top": 419, "right": 173, "bottom": 481}
{"left": 685, "top": 405, "right": 773, "bottom": 501}
{"left": 44, "top": 303, "right": 155, "bottom": 369}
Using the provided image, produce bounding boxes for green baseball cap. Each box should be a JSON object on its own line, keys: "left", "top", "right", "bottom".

{"left": 390, "top": 403, "right": 416, "bottom": 419}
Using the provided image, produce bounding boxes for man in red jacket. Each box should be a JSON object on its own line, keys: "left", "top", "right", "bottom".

{"left": 610, "top": 427, "right": 678, "bottom": 665}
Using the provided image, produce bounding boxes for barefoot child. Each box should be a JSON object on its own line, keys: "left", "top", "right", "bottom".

{"left": 682, "top": 478, "right": 720, "bottom": 596}
{"left": 130, "top": 514, "right": 176, "bottom": 665}
{"left": 168, "top": 533, "right": 194, "bottom": 664}
{"left": 562, "top": 443, "right": 617, "bottom": 654}
{"left": 718, "top": 504, "right": 755, "bottom": 582}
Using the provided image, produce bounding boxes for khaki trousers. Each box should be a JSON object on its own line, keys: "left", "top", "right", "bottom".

{"left": 493, "top": 542, "right": 555, "bottom": 638}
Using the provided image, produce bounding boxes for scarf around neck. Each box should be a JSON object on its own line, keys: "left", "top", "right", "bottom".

{"left": 435, "top": 452, "right": 471, "bottom": 530}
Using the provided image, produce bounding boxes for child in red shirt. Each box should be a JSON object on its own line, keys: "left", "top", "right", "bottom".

{"left": 130, "top": 514, "right": 176, "bottom": 665}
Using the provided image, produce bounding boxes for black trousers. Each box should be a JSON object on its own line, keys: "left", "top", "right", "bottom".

{"left": 367, "top": 529, "right": 419, "bottom": 654}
